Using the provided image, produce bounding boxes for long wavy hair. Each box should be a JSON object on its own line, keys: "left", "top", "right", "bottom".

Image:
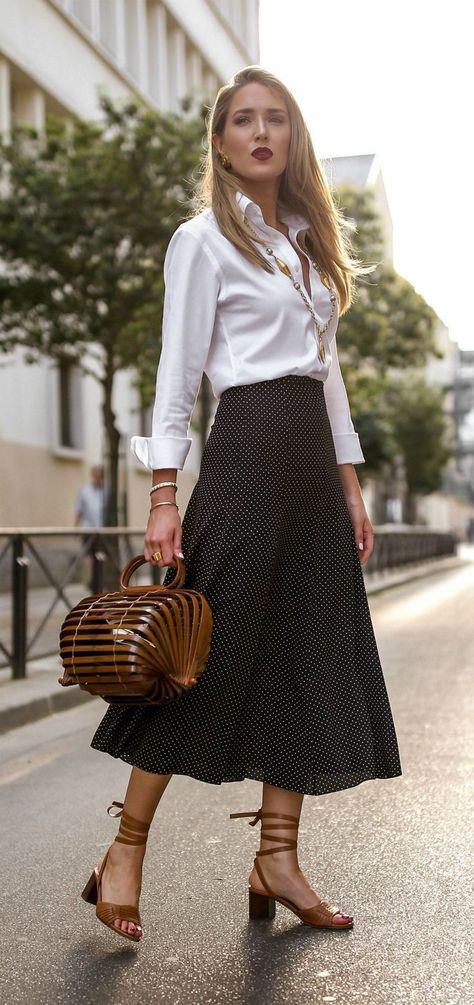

{"left": 192, "top": 66, "right": 374, "bottom": 316}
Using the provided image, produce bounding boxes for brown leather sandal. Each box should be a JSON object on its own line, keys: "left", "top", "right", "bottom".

{"left": 230, "top": 808, "right": 353, "bottom": 930}
{"left": 81, "top": 801, "right": 150, "bottom": 944}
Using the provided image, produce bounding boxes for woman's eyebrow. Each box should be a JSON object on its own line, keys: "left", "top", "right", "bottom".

{"left": 231, "top": 107, "right": 287, "bottom": 115}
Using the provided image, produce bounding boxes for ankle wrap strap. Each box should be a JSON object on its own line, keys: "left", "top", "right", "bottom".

{"left": 229, "top": 809, "right": 263, "bottom": 827}
{"left": 107, "top": 800, "right": 150, "bottom": 846}
{"left": 230, "top": 808, "right": 299, "bottom": 855}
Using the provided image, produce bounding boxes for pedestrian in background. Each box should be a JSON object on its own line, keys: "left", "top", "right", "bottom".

{"left": 74, "top": 465, "right": 106, "bottom": 588}
{"left": 86, "top": 65, "right": 402, "bottom": 944}
{"left": 74, "top": 465, "right": 106, "bottom": 530}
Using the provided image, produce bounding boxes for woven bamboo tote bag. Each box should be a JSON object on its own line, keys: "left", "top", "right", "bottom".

{"left": 58, "top": 554, "right": 213, "bottom": 706}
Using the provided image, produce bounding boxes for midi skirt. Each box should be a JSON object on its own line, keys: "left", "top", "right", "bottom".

{"left": 91, "top": 374, "right": 402, "bottom": 796}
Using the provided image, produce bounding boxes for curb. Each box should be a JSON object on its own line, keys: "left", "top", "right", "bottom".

{"left": 0, "top": 684, "right": 95, "bottom": 736}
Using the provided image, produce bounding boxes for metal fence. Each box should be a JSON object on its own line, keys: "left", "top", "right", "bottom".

{"left": 0, "top": 528, "right": 158, "bottom": 679}
{"left": 0, "top": 525, "right": 457, "bottom": 680}
{"left": 368, "top": 525, "right": 457, "bottom": 573}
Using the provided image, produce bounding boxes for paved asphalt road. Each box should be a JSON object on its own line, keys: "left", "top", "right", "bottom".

{"left": 1, "top": 562, "right": 473, "bottom": 1005}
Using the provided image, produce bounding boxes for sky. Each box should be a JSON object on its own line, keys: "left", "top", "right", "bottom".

{"left": 259, "top": 0, "right": 473, "bottom": 349}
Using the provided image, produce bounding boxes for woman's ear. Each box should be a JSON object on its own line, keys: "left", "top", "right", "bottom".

{"left": 211, "top": 133, "right": 223, "bottom": 155}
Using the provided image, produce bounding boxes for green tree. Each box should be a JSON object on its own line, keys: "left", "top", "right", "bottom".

{"left": 345, "top": 372, "right": 397, "bottom": 476}
{"left": 334, "top": 184, "right": 442, "bottom": 482}
{"left": 336, "top": 184, "right": 439, "bottom": 373}
{"left": 0, "top": 94, "right": 206, "bottom": 525}
{"left": 387, "top": 375, "right": 451, "bottom": 523}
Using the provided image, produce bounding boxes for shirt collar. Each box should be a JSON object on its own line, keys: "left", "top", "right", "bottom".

{"left": 235, "top": 189, "right": 310, "bottom": 235}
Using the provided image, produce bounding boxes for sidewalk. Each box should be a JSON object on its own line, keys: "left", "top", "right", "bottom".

{"left": 1, "top": 549, "right": 471, "bottom": 736}
{"left": 0, "top": 655, "right": 95, "bottom": 734}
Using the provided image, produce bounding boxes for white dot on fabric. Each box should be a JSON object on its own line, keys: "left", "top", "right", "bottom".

{"left": 91, "top": 375, "right": 402, "bottom": 796}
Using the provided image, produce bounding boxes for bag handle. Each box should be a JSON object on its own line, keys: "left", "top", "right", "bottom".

{"left": 120, "top": 554, "right": 186, "bottom": 592}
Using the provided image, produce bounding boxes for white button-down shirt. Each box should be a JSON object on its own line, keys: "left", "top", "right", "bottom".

{"left": 131, "top": 189, "right": 364, "bottom": 470}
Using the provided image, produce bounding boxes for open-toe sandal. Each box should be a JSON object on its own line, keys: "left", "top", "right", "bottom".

{"left": 230, "top": 807, "right": 353, "bottom": 930}
{"left": 81, "top": 800, "right": 150, "bottom": 943}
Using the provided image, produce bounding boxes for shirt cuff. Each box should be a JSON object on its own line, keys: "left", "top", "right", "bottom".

{"left": 333, "top": 433, "right": 365, "bottom": 465}
{"left": 130, "top": 435, "right": 192, "bottom": 471}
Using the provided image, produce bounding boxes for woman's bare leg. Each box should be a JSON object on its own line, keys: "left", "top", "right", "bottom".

{"left": 100, "top": 767, "right": 173, "bottom": 937}
{"left": 248, "top": 783, "right": 348, "bottom": 923}
{"left": 121, "top": 765, "right": 173, "bottom": 821}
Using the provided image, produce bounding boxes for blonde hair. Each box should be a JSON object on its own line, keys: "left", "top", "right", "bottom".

{"left": 191, "top": 65, "right": 374, "bottom": 316}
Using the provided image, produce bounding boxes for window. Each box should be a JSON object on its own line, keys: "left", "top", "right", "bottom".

{"left": 72, "top": 0, "right": 93, "bottom": 32}
{"left": 56, "top": 360, "right": 84, "bottom": 452}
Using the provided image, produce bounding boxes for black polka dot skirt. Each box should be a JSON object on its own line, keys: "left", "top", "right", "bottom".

{"left": 91, "top": 374, "right": 402, "bottom": 796}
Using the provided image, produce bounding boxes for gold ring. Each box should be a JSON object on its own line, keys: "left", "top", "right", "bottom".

{"left": 152, "top": 551, "right": 162, "bottom": 562}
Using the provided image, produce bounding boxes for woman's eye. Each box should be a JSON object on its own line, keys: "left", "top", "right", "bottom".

{"left": 234, "top": 116, "right": 284, "bottom": 125}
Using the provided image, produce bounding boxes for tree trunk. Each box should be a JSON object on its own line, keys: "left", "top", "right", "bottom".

{"left": 101, "top": 358, "right": 122, "bottom": 586}
{"left": 102, "top": 362, "right": 120, "bottom": 527}
{"left": 404, "top": 491, "right": 417, "bottom": 525}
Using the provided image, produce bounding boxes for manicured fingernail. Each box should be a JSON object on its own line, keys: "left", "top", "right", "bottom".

{"left": 358, "top": 542, "right": 364, "bottom": 550}
{"left": 178, "top": 551, "right": 184, "bottom": 558}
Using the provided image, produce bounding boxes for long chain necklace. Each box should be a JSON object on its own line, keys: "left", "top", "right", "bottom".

{"left": 244, "top": 218, "right": 337, "bottom": 363}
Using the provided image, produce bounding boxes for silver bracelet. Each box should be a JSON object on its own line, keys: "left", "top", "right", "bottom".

{"left": 150, "top": 480, "right": 177, "bottom": 494}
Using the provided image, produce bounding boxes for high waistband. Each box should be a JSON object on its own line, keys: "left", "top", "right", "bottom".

{"left": 220, "top": 374, "right": 324, "bottom": 398}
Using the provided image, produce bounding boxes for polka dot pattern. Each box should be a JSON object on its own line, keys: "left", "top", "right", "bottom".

{"left": 91, "top": 375, "right": 402, "bottom": 796}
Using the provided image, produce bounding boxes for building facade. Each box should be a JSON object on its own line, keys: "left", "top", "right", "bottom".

{"left": 0, "top": 0, "right": 259, "bottom": 528}
{"left": 452, "top": 350, "right": 474, "bottom": 502}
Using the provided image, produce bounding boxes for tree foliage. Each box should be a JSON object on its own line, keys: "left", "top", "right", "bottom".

{"left": 0, "top": 94, "right": 207, "bottom": 523}
{"left": 334, "top": 183, "right": 451, "bottom": 508}
{"left": 336, "top": 183, "right": 440, "bottom": 373}
{"left": 387, "top": 375, "right": 451, "bottom": 498}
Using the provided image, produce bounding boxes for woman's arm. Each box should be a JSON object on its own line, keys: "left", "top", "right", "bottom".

{"left": 323, "top": 336, "right": 373, "bottom": 564}
{"left": 323, "top": 334, "right": 365, "bottom": 465}
{"left": 131, "top": 227, "right": 221, "bottom": 472}
{"left": 144, "top": 466, "right": 184, "bottom": 568}
{"left": 133, "top": 226, "right": 221, "bottom": 567}
{"left": 338, "top": 463, "right": 374, "bottom": 565}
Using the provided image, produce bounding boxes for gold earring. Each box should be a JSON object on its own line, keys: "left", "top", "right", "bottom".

{"left": 219, "top": 151, "right": 232, "bottom": 171}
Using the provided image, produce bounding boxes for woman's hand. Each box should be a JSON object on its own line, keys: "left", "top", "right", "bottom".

{"left": 338, "top": 463, "right": 374, "bottom": 566}
{"left": 144, "top": 506, "right": 184, "bottom": 569}
{"left": 345, "top": 498, "right": 374, "bottom": 566}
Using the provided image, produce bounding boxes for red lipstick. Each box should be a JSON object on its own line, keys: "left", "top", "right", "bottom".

{"left": 251, "top": 148, "right": 273, "bottom": 160}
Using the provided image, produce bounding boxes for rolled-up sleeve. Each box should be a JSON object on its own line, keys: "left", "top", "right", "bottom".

{"left": 323, "top": 335, "right": 365, "bottom": 464}
{"left": 131, "top": 227, "right": 221, "bottom": 471}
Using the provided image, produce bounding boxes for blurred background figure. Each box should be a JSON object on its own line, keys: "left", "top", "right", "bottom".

{"left": 74, "top": 465, "right": 106, "bottom": 530}
{"left": 74, "top": 465, "right": 107, "bottom": 590}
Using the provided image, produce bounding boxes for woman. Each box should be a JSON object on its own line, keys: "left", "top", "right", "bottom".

{"left": 87, "top": 66, "right": 402, "bottom": 942}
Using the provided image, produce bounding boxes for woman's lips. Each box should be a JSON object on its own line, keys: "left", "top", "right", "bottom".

{"left": 251, "top": 149, "right": 273, "bottom": 160}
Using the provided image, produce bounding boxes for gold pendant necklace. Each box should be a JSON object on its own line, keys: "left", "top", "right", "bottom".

{"left": 244, "top": 219, "right": 337, "bottom": 364}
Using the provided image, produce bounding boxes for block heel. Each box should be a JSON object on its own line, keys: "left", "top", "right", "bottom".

{"left": 81, "top": 800, "right": 150, "bottom": 943}
{"left": 81, "top": 871, "right": 98, "bottom": 905}
{"left": 230, "top": 807, "right": 354, "bottom": 930}
{"left": 249, "top": 888, "right": 276, "bottom": 920}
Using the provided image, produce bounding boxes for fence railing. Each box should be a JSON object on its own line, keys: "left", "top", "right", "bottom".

{"left": 0, "top": 526, "right": 457, "bottom": 680}
{"left": 0, "top": 529, "right": 159, "bottom": 679}
{"left": 368, "top": 525, "right": 457, "bottom": 574}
